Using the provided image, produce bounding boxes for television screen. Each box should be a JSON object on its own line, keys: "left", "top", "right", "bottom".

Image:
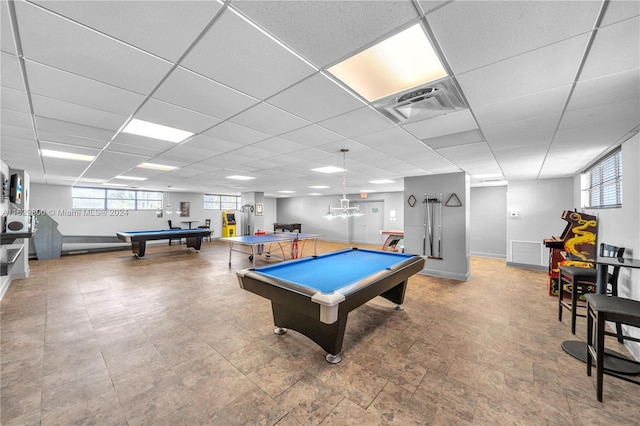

{"left": 226, "top": 213, "right": 236, "bottom": 224}
{"left": 9, "top": 174, "right": 22, "bottom": 204}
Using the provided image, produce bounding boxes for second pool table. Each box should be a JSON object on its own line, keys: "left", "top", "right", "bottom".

{"left": 236, "top": 247, "right": 425, "bottom": 363}
{"left": 116, "top": 228, "right": 211, "bottom": 257}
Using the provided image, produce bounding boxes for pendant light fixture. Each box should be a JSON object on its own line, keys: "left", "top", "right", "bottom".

{"left": 324, "top": 149, "right": 363, "bottom": 219}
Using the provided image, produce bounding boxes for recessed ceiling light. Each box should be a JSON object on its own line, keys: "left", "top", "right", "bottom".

{"left": 327, "top": 24, "right": 447, "bottom": 102}
{"left": 308, "top": 193, "right": 322, "bottom": 196}
{"left": 122, "top": 118, "right": 194, "bottom": 143}
{"left": 278, "top": 190, "right": 295, "bottom": 193}
{"left": 114, "top": 175, "right": 147, "bottom": 181}
{"left": 360, "top": 189, "right": 376, "bottom": 193}
{"left": 370, "top": 179, "right": 394, "bottom": 184}
{"left": 41, "top": 149, "right": 95, "bottom": 162}
{"left": 137, "top": 162, "right": 178, "bottom": 171}
{"left": 312, "top": 166, "right": 344, "bottom": 174}
{"left": 226, "top": 175, "right": 256, "bottom": 180}
{"left": 102, "top": 183, "right": 128, "bottom": 187}
{"left": 309, "top": 185, "right": 330, "bottom": 189}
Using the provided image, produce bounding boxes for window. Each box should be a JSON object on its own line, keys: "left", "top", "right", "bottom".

{"left": 581, "top": 148, "right": 622, "bottom": 208}
{"left": 204, "top": 194, "right": 241, "bottom": 210}
{"left": 72, "top": 187, "right": 163, "bottom": 210}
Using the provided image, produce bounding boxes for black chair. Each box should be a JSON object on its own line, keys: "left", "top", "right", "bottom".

{"left": 585, "top": 294, "right": 640, "bottom": 402}
{"left": 559, "top": 243, "right": 625, "bottom": 338}
{"left": 167, "top": 220, "right": 182, "bottom": 245}
{"left": 198, "top": 219, "right": 211, "bottom": 241}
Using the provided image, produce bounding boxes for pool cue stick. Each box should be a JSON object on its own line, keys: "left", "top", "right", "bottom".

{"left": 423, "top": 194, "right": 428, "bottom": 255}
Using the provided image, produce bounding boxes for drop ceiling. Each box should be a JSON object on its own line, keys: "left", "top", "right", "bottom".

{"left": 1, "top": 0, "right": 638, "bottom": 197}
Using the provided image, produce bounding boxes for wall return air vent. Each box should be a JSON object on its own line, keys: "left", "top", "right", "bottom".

{"left": 372, "top": 77, "right": 467, "bottom": 124}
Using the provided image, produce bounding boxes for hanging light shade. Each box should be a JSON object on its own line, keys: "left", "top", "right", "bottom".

{"left": 164, "top": 186, "right": 179, "bottom": 215}
{"left": 324, "top": 149, "right": 363, "bottom": 219}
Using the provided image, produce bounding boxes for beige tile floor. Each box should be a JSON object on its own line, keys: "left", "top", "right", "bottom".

{"left": 2, "top": 240, "right": 639, "bottom": 425}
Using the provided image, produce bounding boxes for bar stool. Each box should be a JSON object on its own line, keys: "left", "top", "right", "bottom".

{"left": 167, "top": 220, "right": 182, "bottom": 245}
{"left": 558, "top": 265, "right": 597, "bottom": 334}
{"left": 585, "top": 294, "right": 640, "bottom": 402}
{"left": 558, "top": 244, "right": 625, "bottom": 338}
{"left": 198, "top": 219, "right": 211, "bottom": 241}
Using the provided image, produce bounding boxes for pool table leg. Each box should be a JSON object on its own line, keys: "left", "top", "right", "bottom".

{"left": 131, "top": 241, "right": 146, "bottom": 257}
{"left": 271, "top": 302, "right": 347, "bottom": 363}
{"left": 185, "top": 236, "right": 202, "bottom": 252}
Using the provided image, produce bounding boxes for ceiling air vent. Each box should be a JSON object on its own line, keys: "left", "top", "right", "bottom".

{"left": 373, "top": 77, "right": 467, "bottom": 124}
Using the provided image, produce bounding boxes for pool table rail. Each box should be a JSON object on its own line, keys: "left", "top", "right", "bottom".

{"left": 236, "top": 249, "right": 425, "bottom": 362}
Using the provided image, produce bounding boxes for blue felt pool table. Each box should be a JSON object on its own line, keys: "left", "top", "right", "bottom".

{"left": 116, "top": 228, "right": 211, "bottom": 257}
{"left": 236, "top": 247, "right": 425, "bottom": 363}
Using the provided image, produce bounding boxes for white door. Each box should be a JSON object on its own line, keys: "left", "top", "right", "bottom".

{"left": 350, "top": 201, "right": 384, "bottom": 245}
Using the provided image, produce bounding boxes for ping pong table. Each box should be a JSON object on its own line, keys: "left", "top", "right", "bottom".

{"left": 221, "top": 232, "right": 322, "bottom": 267}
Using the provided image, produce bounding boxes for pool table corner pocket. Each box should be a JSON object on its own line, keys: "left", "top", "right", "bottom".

{"left": 311, "top": 292, "right": 346, "bottom": 324}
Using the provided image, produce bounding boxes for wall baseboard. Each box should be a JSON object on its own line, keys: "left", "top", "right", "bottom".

{"left": 0, "top": 276, "right": 10, "bottom": 300}
{"left": 418, "top": 268, "right": 471, "bottom": 282}
{"left": 470, "top": 251, "right": 506, "bottom": 259}
{"left": 506, "top": 261, "right": 547, "bottom": 271}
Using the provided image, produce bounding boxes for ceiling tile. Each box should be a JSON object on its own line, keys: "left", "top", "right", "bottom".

{"left": 421, "top": 129, "right": 483, "bottom": 150}
{"left": 0, "top": 109, "right": 32, "bottom": 129}
{"left": 39, "top": 141, "right": 100, "bottom": 156}
{"left": 457, "top": 34, "right": 590, "bottom": 108}
{"left": 279, "top": 124, "right": 345, "bottom": 147}
{"left": 232, "top": 1, "right": 419, "bottom": 68}
{"left": 136, "top": 98, "right": 221, "bottom": 134}
{"left": 318, "top": 107, "right": 395, "bottom": 139}
{"left": 153, "top": 67, "right": 259, "bottom": 120}
{"left": 1, "top": 52, "right": 24, "bottom": 90}
{"left": 1, "top": 1, "right": 16, "bottom": 55}
{"left": 483, "top": 115, "right": 560, "bottom": 150}
{"left": 579, "top": 17, "right": 640, "bottom": 81}
{"left": 183, "top": 134, "right": 244, "bottom": 153}
{"left": 267, "top": 73, "right": 364, "bottom": 122}
{"left": 250, "top": 137, "right": 308, "bottom": 155}
{"left": 153, "top": 144, "right": 219, "bottom": 165}
{"left": 559, "top": 98, "right": 639, "bottom": 130}
{"left": 31, "top": 95, "right": 128, "bottom": 131}
{"left": 354, "top": 126, "right": 425, "bottom": 156}
{"left": 569, "top": 68, "right": 640, "bottom": 111}
{"left": 25, "top": 60, "right": 145, "bottom": 115}
{"left": 15, "top": 1, "right": 173, "bottom": 93}
{"left": 82, "top": 151, "right": 148, "bottom": 180}
{"left": 182, "top": 8, "right": 316, "bottom": 100}
{"left": 203, "top": 121, "right": 270, "bottom": 145}
{"left": 31, "top": 0, "right": 222, "bottom": 62}
{"left": 552, "top": 118, "right": 639, "bottom": 149}
{"left": 1, "top": 86, "right": 30, "bottom": 113}
{"left": 600, "top": 1, "right": 640, "bottom": 26}
{"left": 229, "top": 102, "right": 310, "bottom": 135}
{"left": 473, "top": 86, "right": 571, "bottom": 129}
{"left": 38, "top": 131, "right": 107, "bottom": 151}
{"left": 110, "top": 132, "right": 176, "bottom": 152}
{"left": 42, "top": 157, "right": 94, "bottom": 178}
{"left": 34, "top": 116, "right": 116, "bottom": 142}
{"left": 436, "top": 142, "right": 502, "bottom": 178}
{"left": 428, "top": 1, "right": 601, "bottom": 74}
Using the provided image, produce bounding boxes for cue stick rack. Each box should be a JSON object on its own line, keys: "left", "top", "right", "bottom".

{"left": 422, "top": 194, "right": 443, "bottom": 259}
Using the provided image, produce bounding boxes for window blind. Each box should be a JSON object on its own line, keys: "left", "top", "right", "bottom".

{"left": 581, "top": 148, "right": 622, "bottom": 208}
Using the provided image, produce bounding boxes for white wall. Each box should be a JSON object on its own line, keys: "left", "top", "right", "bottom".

{"left": 404, "top": 172, "right": 470, "bottom": 281}
{"left": 575, "top": 134, "right": 640, "bottom": 360}
{"left": 276, "top": 192, "right": 404, "bottom": 243}
{"left": 470, "top": 186, "right": 507, "bottom": 258}
{"left": 506, "top": 178, "right": 574, "bottom": 267}
{"left": 29, "top": 184, "right": 231, "bottom": 241}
